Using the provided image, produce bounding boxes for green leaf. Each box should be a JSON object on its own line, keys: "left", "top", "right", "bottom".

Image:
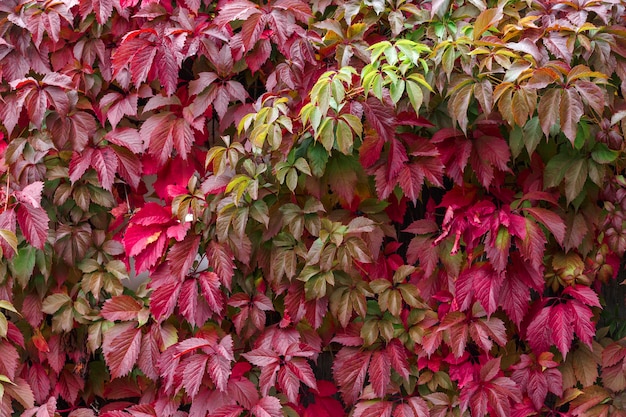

{"left": 389, "top": 79, "right": 405, "bottom": 104}
{"left": 318, "top": 118, "right": 335, "bottom": 152}
{"left": 341, "top": 114, "right": 363, "bottom": 137}
{"left": 574, "top": 120, "right": 590, "bottom": 150}
{"left": 523, "top": 116, "right": 543, "bottom": 156}
{"left": 294, "top": 157, "right": 312, "bottom": 176}
{"left": 509, "top": 125, "right": 523, "bottom": 159}
{"left": 335, "top": 120, "right": 354, "bottom": 154}
{"left": 9, "top": 246, "right": 36, "bottom": 288}
{"left": 307, "top": 142, "right": 329, "bottom": 177}
{"left": 544, "top": 151, "right": 574, "bottom": 188}
{"left": 286, "top": 168, "right": 298, "bottom": 192}
{"left": 591, "top": 143, "right": 618, "bottom": 164}
{"left": 406, "top": 80, "right": 424, "bottom": 114}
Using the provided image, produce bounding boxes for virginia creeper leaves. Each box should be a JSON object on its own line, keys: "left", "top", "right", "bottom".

{"left": 0, "top": 0, "right": 623, "bottom": 415}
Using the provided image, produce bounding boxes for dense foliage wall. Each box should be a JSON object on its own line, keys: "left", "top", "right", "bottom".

{"left": 0, "top": 0, "right": 626, "bottom": 416}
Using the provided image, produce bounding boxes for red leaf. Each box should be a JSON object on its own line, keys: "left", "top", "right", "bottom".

{"left": 106, "top": 128, "right": 143, "bottom": 154}
{"left": 523, "top": 207, "right": 566, "bottom": 246}
{"left": 333, "top": 347, "right": 372, "bottom": 405}
{"left": 28, "top": 363, "right": 51, "bottom": 404}
{"left": 208, "top": 335, "right": 234, "bottom": 392}
{"left": 243, "top": 347, "right": 279, "bottom": 368}
{"left": 92, "top": 147, "right": 119, "bottom": 191}
{"left": 359, "top": 133, "right": 385, "bottom": 168}
{"left": 22, "top": 396, "right": 56, "bottom": 417}
{"left": 149, "top": 267, "right": 182, "bottom": 322}
{"left": 560, "top": 88, "right": 584, "bottom": 145}
{"left": 519, "top": 217, "right": 547, "bottom": 271}
{"left": 111, "top": 145, "right": 142, "bottom": 190}
{"left": 526, "top": 303, "right": 552, "bottom": 354}
{"left": 354, "top": 401, "right": 393, "bottom": 417}
{"left": 100, "top": 92, "right": 138, "bottom": 128}
{"left": 387, "top": 339, "right": 410, "bottom": 380}
{"left": 568, "top": 299, "right": 596, "bottom": 348}
{"left": 55, "top": 367, "right": 85, "bottom": 405}
{"left": 69, "top": 148, "right": 95, "bottom": 184}
{"left": 370, "top": 350, "right": 391, "bottom": 397}
{"left": 398, "top": 163, "right": 425, "bottom": 203}
{"left": 16, "top": 204, "right": 49, "bottom": 250}
{"left": 228, "top": 372, "right": 259, "bottom": 409}
{"left": 101, "top": 295, "right": 144, "bottom": 322}
{"left": 138, "top": 328, "right": 160, "bottom": 381}
{"left": 246, "top": 38, "right": 272, "bottom": 73}
{"left": 215, "top": 0, "right": 261, "bottom": 26}
{"left": 362, "top": 97, "right": 396, "bottom": 144}
{"left": 563, "top": 284, "right": 601, "bottom": 308}
{"left": 198, "top": 271, "right": 225, "bottom": 315}
{"left": 406, "top": 397, "right": 429, "bottom": 417}
{"left": 550, "top": 303, "right": 574, "bottom": 358}
{"left": 251, "top": 396, "right": 283, "bottom": 417}
{"left": 0, "top": 209, "right": 17, "bottom": 258}
{"left": 469, "top": 133, "right": 511, "bottom": 188}
{"left": 500, "top": 254, "right": 539, "bottom": 327}
{"left": 182, "top": 354, "right": 208, "bottom": 398}
{"left": 460, "top": 358, "right": 522, "bottom": 417}
{"left": 167, "top": 234, "right": 200, "bottom": 279}
{"left": 207, "top": 239, "right": 235, "bottom": 291}
{"left": 102, "top": 323, "right": 143, "bottom": 379}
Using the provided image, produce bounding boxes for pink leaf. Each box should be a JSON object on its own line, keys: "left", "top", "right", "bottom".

{"left": 101, "top": 295, "right": 143, "bottom": 322}
{"left": 333, "top": 347, "right": 372, "bottom": 405}
{"left": 102, "top": 323, "right": 143, "bottom": 379}
{"left": 198, "top": 271, "right": 224, "bottom": 315}
{"left": 370, "top": 350, "right": 391, "bottom": 397}
{"left": 251, "top": 396, "right": 283, "bottom": 417}
{"left": 523, "top": 207, "right": 566, "bottom": 246}
{"left": 16, "top": 204, "right": 49, "bottom": 250}
{"left": 14, "top": 181, "right": 44, "bottom": 208}
{"left": 167, "top": 234, "right": 200, "bottom": 279}
{"left": 92, "top": 147, "right": 119, "bottom": 191}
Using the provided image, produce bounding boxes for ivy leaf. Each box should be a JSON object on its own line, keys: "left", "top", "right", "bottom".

{"left": 501, "top": 252, "right": 543, "bottom": 327}
{"left": 16, "top": 204, "right": 48, "bottom": 250}
{"left": 523, "top": 207, "right": 566, "bottom": 246}
{"left": 102, "top": 322, "right": 142, "bottom": 379}
{"left": 538, "top": 88, "right": 561, "bottom": 137}
{"left": 564, "top": 158, "right": 587, "bottom": 204}
{"left": 101, "top": 296, "right": 143, "bottom": 322}
{"left": 250, "top": 396, "right": 283, "bottom": 417}
{"left": 550, "top": 303, "right": 575, "bottom": 358}
{"left": 91, "top": 147, "right": 119, "bottom": 191}
{"left": 473, "top": 7, "right": 503, "bottom": 40}
{"left": 14, "top": 181, "right": 44, "bottom": 208}
{"left": 362, "top": 97, "right": 396, "bottom": 144}
{"left": 207, "top": 241, "right": 235, "bottom": 291}
{"left": 0, "top": 209, "right": 17, "bottom": 258}
{"left": 141, "top": 113, "right": 195, "bottom": 167}
{"left": 198, "top": 271, "right": 225, "bottom": 315}
{"left": 99, "top": 91, "right": 138, "bottom": 128}
{"left": 353, "top": 401, "right": 393, "bottom": 417}
{"left": 459, "top": 357, "right": 522, "bottom": 417}
{"left": 560, "top": 88, "right": 584, "bottom": 145}
{"left": 370, "top": 350, "right": 391, "bottom": 397}
{"left": 167, "top": 234, "right": 200, "bottom": 279}
{"left": 333, "top": 347, "right": 372, "bottom": 405}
